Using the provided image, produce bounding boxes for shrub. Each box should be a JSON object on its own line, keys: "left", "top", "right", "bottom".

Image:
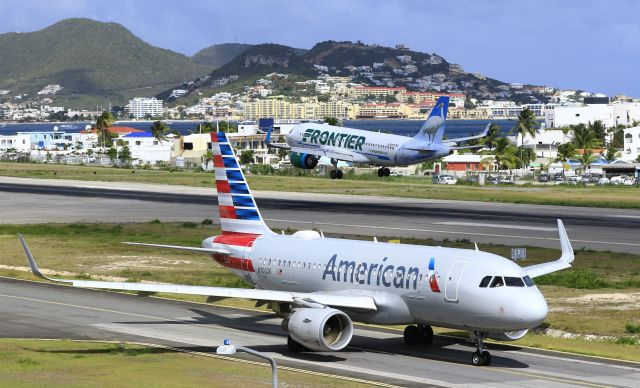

{"left": 535, "top": 269, "right": 609, "bottom": 289}
{"left": 181, "top": 221, "right": 198, "bottom": 228}
{"left": 626, "top": 323, "right": 640, "bottom": 334}
{"left": 615, "top": 336, "right": 638, "bottom": 345}
{"left": 201, "top": 218, "right": 213, "bottom": 225}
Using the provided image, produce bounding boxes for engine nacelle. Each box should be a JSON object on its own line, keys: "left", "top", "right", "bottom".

{"left": 487, "top": 329, "right": 528, "bottom": 341}
{"left": 290, "top": 152, "right": 318, "bottom": 169}
{"left": 286, "top": 308, "right": 353, "bottom": 351}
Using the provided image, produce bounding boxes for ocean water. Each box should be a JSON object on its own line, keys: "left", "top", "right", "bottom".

{"left": 0, "top": 119, "right": 515, "bottom": 138}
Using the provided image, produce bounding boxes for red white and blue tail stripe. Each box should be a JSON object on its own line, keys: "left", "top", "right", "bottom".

{"left": 211, "top": 132, "right": 273, "bottom": 236}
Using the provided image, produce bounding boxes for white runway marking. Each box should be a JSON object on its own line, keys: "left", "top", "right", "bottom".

{"left": 434, "top": 221, "right": 560, "bottom": 232}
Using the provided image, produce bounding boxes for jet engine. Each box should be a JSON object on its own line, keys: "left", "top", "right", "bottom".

{"left": 289, "top": 152, "right": 318, "bottom": 169}
{"left": 487, "top": 329, "right": 528, "bottom": 341}
{"left": 285, "top": 307, "right": 353, "bottom": 351}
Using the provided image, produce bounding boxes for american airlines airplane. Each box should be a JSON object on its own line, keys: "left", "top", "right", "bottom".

{"left": 266, "top": 96, "right": 489, "bottom": 179}
{"left": 20, "top": 131, "right": 574, "bottom": 367}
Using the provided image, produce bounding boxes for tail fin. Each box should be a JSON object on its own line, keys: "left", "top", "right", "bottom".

{"left": 414, "top": 96, "right": 449, "bottom": 144}
{"left": 210, "top": 132, "right": 273, "bottom": 235}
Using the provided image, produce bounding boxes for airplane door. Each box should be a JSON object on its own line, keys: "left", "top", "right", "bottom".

{"left": 445, "top": 260, "right": 468, "bottom": 303}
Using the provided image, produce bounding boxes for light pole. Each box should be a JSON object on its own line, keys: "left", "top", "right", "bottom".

{"left": 217, "top": 339, "right": 278, "bottom": 387}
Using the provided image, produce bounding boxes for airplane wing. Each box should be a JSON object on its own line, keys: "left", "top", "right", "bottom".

{"left": 444, "top": 123, "right": 490, "bottom": 144}
{"left": 523, "top": 220, "right": 575, "bottom": 278}
{"left": 18, "top": 234, "right": 377, "bottom": 311}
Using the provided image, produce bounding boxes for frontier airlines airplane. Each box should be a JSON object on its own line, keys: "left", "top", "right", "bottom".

{"left": 20, "top": 132, "right": 574, "bottom": 366}
{"left": 266, "top": 96, "right": 489, "bottom": 179}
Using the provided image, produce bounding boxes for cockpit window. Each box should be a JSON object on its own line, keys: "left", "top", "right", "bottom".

{"left": 523, "top": 275, "right": 535, "bottom": 287}
{"left": 505, "top": 276, "right": 525, "bottom": 287}
{"left": 490, "top": 276, "right": 504, "bottom": 288}
{"left": 479, "top": 276, "right": 492, "bottom": 288}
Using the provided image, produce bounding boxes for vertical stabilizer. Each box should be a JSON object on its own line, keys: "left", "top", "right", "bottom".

{"left": 210, "top": 132, "right": 273, "bottom": 235}
{"left": 414, "top": 96, "right": 449, "bottom": 144}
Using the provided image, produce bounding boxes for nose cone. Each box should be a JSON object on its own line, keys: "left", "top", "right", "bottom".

{"left": 517, "top": 292, "right": 548, "bottom": 328}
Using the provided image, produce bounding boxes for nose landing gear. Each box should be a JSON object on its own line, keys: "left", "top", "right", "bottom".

{"left": 471, "top": 331, "right": 491, "bottom": 366}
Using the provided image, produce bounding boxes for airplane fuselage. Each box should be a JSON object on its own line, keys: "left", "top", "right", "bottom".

{"left": 286, "top": 123, "right": 450, "bottom": 167}
{"left": 204, "top": 232, "right": 548, "bottom": 332}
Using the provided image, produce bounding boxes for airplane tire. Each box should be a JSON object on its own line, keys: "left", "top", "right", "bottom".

{"left": 383, "top": 168, "right": 391, "bottom": 177}
{"left": 403, "top": 325, "right": 420, "bottom": 346}
{"left": 419, "top": 325, "right": 434, "bottom": 345}
{"left": 330, "top": 170, "right": 337, "bottom": 179}
{"left": 482, "top": 351, "right": 492, "bottom": 366}
{"left": 377, "top": 168, "right": 384, "bottom": 177}
{"left": 472, "top": 351, "right": 484, "bottom": 366}
{"left": 336, "top": 170, "right": 343, "bottom": 179}
{"left": 287, "top": 336, "right": 305, "bottom": 353}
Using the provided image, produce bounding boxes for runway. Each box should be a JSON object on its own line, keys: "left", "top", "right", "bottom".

{"left": 1, "top": 176, "right": 639, "bottom": 253}
{"left": 1, "top": 277, "right": 638, "bottom": 387}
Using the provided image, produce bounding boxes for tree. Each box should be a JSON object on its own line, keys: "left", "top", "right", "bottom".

{"left": 485, "top": 123, "right": 501, "bottom": 150}
{"left": 556, "top": 143, "right": 576, "bottom": 177}
{"left": 494, "top": 137, "right": 519, "bottom": 169}
{"left": 517, "top": 146, "right": 536, "bottom": 169}
{"left": 150, "top": 121, "right": 170, "bottom": 142}
{"left": 571, "top": 123, "right": 601, "bottom": 149}
{"left": 118, "top": 145, "right": 132, "bottom": 167}
{"left": 324, "top": 117, "right": 341, "bottom": 126}
{"left": 106, "top": 146, "right": 117, "bottom": 161}
{"left": 606, "top": 145, "right": 620, "bottom": 162}
{"left": 239, "top": 149, "right": 255, "bottom": 165}
{"left": 578, "top": 149, "right": 597, "bottom": 173}
{"left": 464, "top": 98, "right": 476, "bottom": 109}
{"left": 609, "top": 124, "right": 626, "bottom": 148}
{"left": 385, "top": 95, "right": 397, "bottom": 103}
{"left": 587, "top": 120, "right": 607, "bottom": 145}
{"left": 511, "top": 108, "right": 537, "bottom": 146}
{"left": 95, "top": 111, "right": 115, "bottom": 148}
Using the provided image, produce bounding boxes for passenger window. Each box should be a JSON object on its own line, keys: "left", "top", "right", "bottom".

{"left": 523, "top": 275, "right": 535, "bottom": 287}
{"left": 490, "top": 276, "right": 504, "bottom": 288}
{"left": 479, "top": 276, "right": 492, "bottom": 287}
{"left": 505, "top": 277, "right": 525, "bottom": 287}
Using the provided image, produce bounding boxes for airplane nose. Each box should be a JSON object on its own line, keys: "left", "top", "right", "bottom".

{"left": 517, "top": 293, "right": 548, "bottom": 327}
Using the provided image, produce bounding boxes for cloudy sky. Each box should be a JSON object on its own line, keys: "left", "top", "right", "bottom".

{"left": 1, "top": 0, "right": 639, "bottom": 96}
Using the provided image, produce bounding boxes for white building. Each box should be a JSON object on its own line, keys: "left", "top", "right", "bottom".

{"left": 545, "top": 102, "right": 640, "bottom": 128}
{"left": 125, "top": 97, "right": 164, "bottom": 119}
{"left": 621, "top": 126, "right": 640, "bottom": 162}
{"left": 115, "top": 132, "right": 174, "bottom": 165}
{"left": 0, "top": 135, "right": 17, "bottom": 151}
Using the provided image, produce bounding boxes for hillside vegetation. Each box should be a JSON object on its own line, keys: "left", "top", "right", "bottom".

{"left": 0, "top": 18, "right": 211, "bottom": 105}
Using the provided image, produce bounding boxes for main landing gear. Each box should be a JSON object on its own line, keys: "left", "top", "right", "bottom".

{"left": 471, "top": 331, "right": 492, "bottom": 366}
{"left": 377, "top": 167, "right": 391, "bottom": 177}
{"left": 403, "top": 324, "right": 434, "bottom": 345}
{"left": 330, "top": 158, "right": 343, "bottom": 179}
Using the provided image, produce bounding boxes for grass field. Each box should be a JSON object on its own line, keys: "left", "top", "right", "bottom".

{"left": 1, "top": 222, "right": 639, "bottom": 361}
{"left": 0, "top": 339, "right": 371, "bottom": 387}
{"left": 2, "top": 161, "right": 640, "bottom": 208}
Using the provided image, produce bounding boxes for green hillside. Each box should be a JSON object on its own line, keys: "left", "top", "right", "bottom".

{"left": 209, "top": 43, "right": 317, "bottom": 79}
{"left": 0, "top": 18, "right": 211, "bottom": 107}
{"left": 191, "top": 43, "right": 253, "bottom": 68}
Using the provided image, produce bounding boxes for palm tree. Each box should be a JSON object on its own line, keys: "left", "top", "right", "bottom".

{"left": 571, "top": 123, "right": 602, "bottom": 149}
{"left": 512, "top": 108, "right": 537, "bottom": 146}
{"left": 556, "top": 143, "right": 577, "bottom": 177}
{"left": 578, "top": 149, "right": 597, "bottom": 174}
{"left": 494, "top": 137, "right": 519, "bottom": 170}
{"left": 485, "top": 123, "right": 501, "bottom": 150}
{"left": 150, "top": 121, "right": 170, "bottom": 143}
{"left": 95, "top": 111, "right": 115, "bottom": 148}
{"left": 587, "top": 120, "right": 607, "bottom": 145}
{"left": 517, "top": 146, "right": 536, "bottom": 169}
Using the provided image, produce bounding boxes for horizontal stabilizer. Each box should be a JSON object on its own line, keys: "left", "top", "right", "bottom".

{"left": 123, "top": 242, "right": 230, "bottom": 255}
{"left": 445, "top": 123, "right": 491, "bottom": 144}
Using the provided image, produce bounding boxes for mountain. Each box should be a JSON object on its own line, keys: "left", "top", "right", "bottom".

{"left": 191, "top": 43, "right": 254, "bottom": 68}
{"left": 192, "top": 43, "right": 309, "bottom": 68}
{"left": 0, "top": 18, "right": 211, "bottom": 107}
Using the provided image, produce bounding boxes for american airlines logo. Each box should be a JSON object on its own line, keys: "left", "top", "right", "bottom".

{"left": 322, "top": 254, "right": 441, "bottom": 292}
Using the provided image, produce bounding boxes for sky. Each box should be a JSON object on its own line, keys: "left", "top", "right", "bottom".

{"left": 1, "top": 0, "right": 639, "bottom": 97}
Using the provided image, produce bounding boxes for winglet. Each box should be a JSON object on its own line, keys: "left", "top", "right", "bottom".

{"left": 18, "top": 234, "right": 53, "bottom": 281}
{"left": 557, "top": 219, "right": 574, "bottom": 264}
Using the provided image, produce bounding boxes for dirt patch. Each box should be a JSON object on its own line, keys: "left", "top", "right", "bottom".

{"left": 549, "top": 292, "right": 640, "bottom": 312}
{"left": 75, "top": 255, "right": 203, "bottom": 271}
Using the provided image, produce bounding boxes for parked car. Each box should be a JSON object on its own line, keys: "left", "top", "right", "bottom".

{"left": 501, "top": 176, "right": 515, "bottom": 184}
{"left": 567, "top": 176, "right": 582, "bottom": 185}
{"left": 610, "top": 175, "right": 634, "bottom": 185}
{"left": 538, "top": 174, "right": 550, "bottom": 183}
{"left": 554, "top": 177, "right": 566, "bottom": 185}
{"left": 439, "top": 176, "right": 458, "bottom": 185}
{"left": 597, "top": 177, "right": 610, "bottom": 185}
{"left": 487, "top": 175, "right": 500, "bottom": 185}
